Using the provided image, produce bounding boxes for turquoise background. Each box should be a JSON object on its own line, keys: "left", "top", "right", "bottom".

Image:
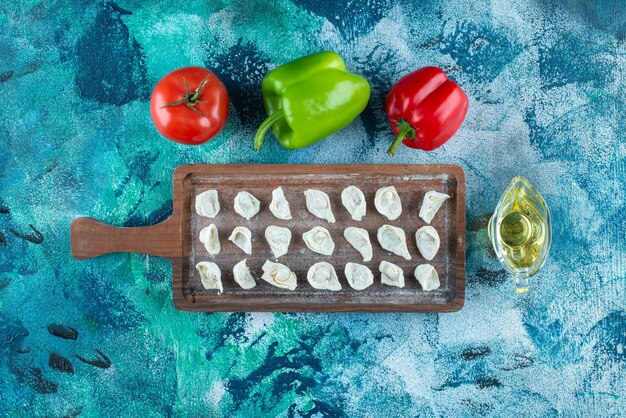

{"left": 0, "top": 0, "right": 624, "bottom": 416}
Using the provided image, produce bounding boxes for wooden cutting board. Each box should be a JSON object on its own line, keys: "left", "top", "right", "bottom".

{"left": 71, "top": 164, "right": 466, "bottom": 312}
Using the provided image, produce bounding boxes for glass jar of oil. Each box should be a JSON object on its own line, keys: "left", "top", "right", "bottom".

{"left": 488, "top": 176, "right": 551, "bottom": 293}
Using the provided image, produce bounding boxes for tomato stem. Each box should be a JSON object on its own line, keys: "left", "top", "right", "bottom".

{"left": 161, "top": 74, "right": 216, "bottom": 118}
{"left": 186, "top": 103, "right": 209, "bottom": 118}
{"left": 161, "top": 98, "right": 188, "bottom": 107}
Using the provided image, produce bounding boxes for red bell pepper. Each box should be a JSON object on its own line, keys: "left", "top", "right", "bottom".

{"left": 386, "top": 67, "right": 468, "bottom": 156}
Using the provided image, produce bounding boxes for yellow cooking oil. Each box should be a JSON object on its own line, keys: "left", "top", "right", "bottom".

{"left": 488, "top": 176, "right": 551, "bottom": 292}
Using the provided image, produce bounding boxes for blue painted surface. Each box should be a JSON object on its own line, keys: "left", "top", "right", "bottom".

{"left": 0, "top": 0, "right": 624, "bottom": 416}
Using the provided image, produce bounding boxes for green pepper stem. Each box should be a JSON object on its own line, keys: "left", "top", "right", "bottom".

{"left": 387, "top": 120, "right": 415, "bottom": 156}
{"left": 254, "top": 110, "right": 285, "bottom": 151}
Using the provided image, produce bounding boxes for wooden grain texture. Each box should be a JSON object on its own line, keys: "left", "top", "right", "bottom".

{"left": 70, "top": 217, "right": 182, "bottom": 260}
{"left": 72, "top": 164, "right": 465, "bottom": 312}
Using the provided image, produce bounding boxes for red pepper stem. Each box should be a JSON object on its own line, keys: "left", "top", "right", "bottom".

{"left": 254, "top": 110, "right": 285, "bottom": 151}
{"left": 387, "top": 122, "right": 415, "bottom": 156}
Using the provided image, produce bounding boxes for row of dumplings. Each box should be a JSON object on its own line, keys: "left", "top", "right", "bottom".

{"left": 196, "top": 186, "right": 450, "bottom": 224}
{"left": 199, "top": 223, "right": 442, "bottom": 261}
{"left": 196, "top": 259, "right": 441, "bottom": 293}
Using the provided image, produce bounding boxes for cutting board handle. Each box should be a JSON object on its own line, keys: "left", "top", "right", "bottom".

{"left": 70, "top": 217, "right": 180, "bottom": 260}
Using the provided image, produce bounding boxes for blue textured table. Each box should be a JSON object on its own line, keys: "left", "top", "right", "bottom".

{"left": 1, "top": 1, "right": 624, "bottom": 416}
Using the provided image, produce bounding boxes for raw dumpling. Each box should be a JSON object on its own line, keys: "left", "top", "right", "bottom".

{"left": 415, "top": 226, "right": 440, "bottom": 261}
{"left": 233, "top": 259, "right": 256, "bottom": 289}
{"left": 374, "top": 186, "right": 402, "bottom": 221}
{"left": 269, "top": 187, "right": 292, "bottom": 220}
{"left": 199, "top": 224, "right": 220, "bottom": 255}
{"left": 419, "top": 191, "right": 450, "bottom": 224}
{"left": 196, "top": 262, "right": 223, "bottom": 293}
{"left": 304, "top": 189, "right": 335, "bottom": 223}
{"left": 228, "top": 226, "right": 252, "bottom": 255}
{"left": 302, "top": 226, "right": 335, "bottom": 256}
{"left": 377, "top": 225, "right": 411, "bottom": 260}
{"left": 379, "top": 260, "right": 405, "bottom": 288}
{"left": 261, "top": 260, "right": 297, "bottom": 290}
{"left": 341, "top": 186, "right": 366, "bottom": 221}
{"left": 307, "top": 262, "right": 341, "bottom": 291}
{"left": 265, "top": 225, "right": 292, "bottom": 258}
{"left": 234, "top": 191, "right": 260, "bottom": 220}
{"left": 344, "top": 262, "right": 374, "bottom": 290}
{"left": 414, "top": 264, "right": 440, "bottom": 291}
{"left": 195, "top": 190, "right": 220, "bottom": 218}
{"left": 343, "top": 227, "right": 373, "bottom": 262}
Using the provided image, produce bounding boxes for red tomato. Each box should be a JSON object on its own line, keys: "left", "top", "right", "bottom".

{"left": 150, "top": 67, "right": 229, "bottom": 145}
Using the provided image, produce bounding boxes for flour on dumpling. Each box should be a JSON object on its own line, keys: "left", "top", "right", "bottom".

{"left": 307, "top": 262, "right": 341, "bottom": 291}
{"left": 414, "top": 264, "right": 440, "bottom": 291}
{"left": 196, "top": 262, "right": 223, "bottom": 293}
{"left": 269, "top": 187, "right": 292, "bottom": 220}
{"left": 302, "top": 226, "right": 335, "bottom": 256}
{"left": 341, "top": 186, "right": 366, "bottom": 221}
{"left": 199, "top": 224, "right": 220, "bottom": 255}
{"left": 343, "top": 227, "right": 373, "bottom": 261}
{"left": 228, "top": 226, "right": 252, "bottom": 255}
{"left": 419, "top": 191, "right": 450, "bottom": 224}
{"left": 265, "top": 225, "right": 291, "bottom": 258}
{"left": 374, "top": 186, "right": 402, "bottom": 221}
{"left": 195, "top": 190, "right": 220, "bottom": 218}
{"left": 377, "top": 225, "right": 411, "bottom": 260}
{"left": 304, "top": 189, "right": 335, "bottom": 223}
{"left": 344, "top": 262, "right": 374, "bottom": 290}
{"left": 234, "top": 191, "right": 260, "bottom": 220}
{"left": 233, "top": 259, "right": 256, "bottom": 289}
{"left": 415, "top": 226, "right": 440, "bottom": 260}
{"left": 379, "top": 261, "right": 405, "bottom": 288}
{"left": 261, "top": 260, "right": 297, "bottom": 290}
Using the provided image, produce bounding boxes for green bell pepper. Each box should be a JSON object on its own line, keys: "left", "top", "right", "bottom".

{"left": 254, "top": 51, "right": 371, "bottom": 150}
